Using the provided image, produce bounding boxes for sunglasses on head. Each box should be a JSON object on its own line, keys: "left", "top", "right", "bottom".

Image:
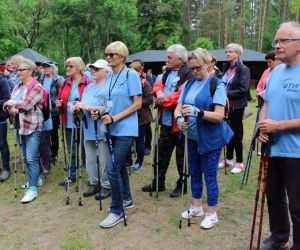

{"left": 105, "top": 52, "right": 119, "bottom": 58}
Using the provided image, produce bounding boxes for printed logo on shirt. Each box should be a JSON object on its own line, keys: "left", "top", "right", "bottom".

{"left": 283, "top": 78, "right": 300, "bottom": 93}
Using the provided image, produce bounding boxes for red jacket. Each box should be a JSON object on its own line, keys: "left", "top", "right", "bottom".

{"left": 58, "top": 74, "right": 92, "bottom": 125}
{"left": 152, "top": 79, "right": 185, "bottom": 132}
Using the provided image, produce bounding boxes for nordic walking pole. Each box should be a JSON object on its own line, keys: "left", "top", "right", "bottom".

{"left": 65, "top": 124, "right": 75, "bottom": 205}
{"left": 179, "top": 116, "right": 189, "bottom": 229}
{"left": 150, "top": 107, "right": 159, "bottom": 198}
{"left": 93, "top": 115, "right": 102, "bottom": 211}
{"left": 77, "top": 120, "right": 83, "bottom": 206}
{"left": 223, "top": 146, "right": 227, "bottom": 175}
{"left": 13, "top": 129, "right": 18, "bottom": 197}
{"left": 105, "top": 123, "right": 127, "bottom": 226}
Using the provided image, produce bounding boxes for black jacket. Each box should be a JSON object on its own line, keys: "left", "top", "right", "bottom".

{"left": 0, "top": 76, "right": 11, "bottom": 122}
{"left": 222, "top": 60, "right": 250, "bottom": 109}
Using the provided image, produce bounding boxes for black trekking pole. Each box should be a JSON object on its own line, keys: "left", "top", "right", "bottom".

{"left": 94, "top": 117, "right": 102, "bottom": 211}
{"left": 13, "top": 129, "right": 18, "bottom": 197}
{"left": 65, "top": 124, "right": 75, "bottom": 205}
{"left": 241, "top": 106, "right": 261, "bottom": 188}
{"left": 223, "top": 146, "right": 227, "bottom": 175}
{"left": 77, "top": 120, "right": 83, "bottom": 206}
{"left": 179, "top": 116, "right": 190, "bottom": 229}
{"left": 105, "top": 124, "right": 127, "bottom": 226}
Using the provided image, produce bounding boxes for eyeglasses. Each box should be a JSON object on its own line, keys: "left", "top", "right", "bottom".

{"left": 225, "top": 50, "right": 235, "bottom": 54}
{"left": 91, "top": 67, "right": 102, "bottom": 72}
{"left": 272, "top": 38, "right": 300, "bottom": 47}
{"left": 66, "top": 65, "right": 74, "bottom": 69}
{"left": 43, "top": 65, "right": 51, "bottom": 68}
{"left": 105, "top": 53, "right": 119, "bottom": 58}
{"left": 17, "top": 68, "right": 29, "bottom": 72}
{"left": 189, "top": 65, "right": 204, "bottom": 72}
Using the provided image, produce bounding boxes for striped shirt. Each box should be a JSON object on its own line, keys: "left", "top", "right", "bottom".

{"left": 11, "top": 81, "right": 44, "bottom": 135}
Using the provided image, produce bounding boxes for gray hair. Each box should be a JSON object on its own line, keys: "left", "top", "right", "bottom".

{"left": 279, "top": 21, "right": 300, "bottom": 37}
{"left": 20, "top": 58, "right": 37, "bottom": 71}
{"left": 226, "top": 43, "right": 243, "bottom": 55}
{"left": 167, "top": 44, "right": 188, "bottom": 62}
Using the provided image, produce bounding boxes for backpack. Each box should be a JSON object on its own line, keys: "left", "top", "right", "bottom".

{"left": 210, "top": 76, "right": 230, "bottom": 120}
{"left": 27, "top": 80, "right": 50, "bottom": 121}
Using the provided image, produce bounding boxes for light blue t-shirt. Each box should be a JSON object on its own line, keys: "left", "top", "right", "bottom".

{"left": 66, "top": 82, "right": 80, "bottom": 128}
{"left": 42, "top": 77, "right": 53, "bottom": 131}
{"left": 81, "top": 83, "right": 105, "bottom": 140}
{"left": 100, "top": 68, "right": 142, "bottom": 136}
{"left": 162, "top": 70, "right": 179, "bottom": 126}
{"left": 264, "top": 63, "right": 300, "bottom": 157}
{"left": 179, "top": 79, "right": 227, "bottom": 140}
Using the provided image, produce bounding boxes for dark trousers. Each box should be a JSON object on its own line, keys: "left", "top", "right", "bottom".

{"left": 267, "top": 157, "right": 300, "bottom": 249}
{"left": 0, "top": 122, "right": 10, "bottom": 172}
{"left": 226, "top": 107, "right": 244, "bottom": 163}
{"left": 145, "top": 122, "right": 152, "bottom": 150}
{"left": 153, "top": 125, "right": 184, "bottom": 188}
{"left": 50, "top": 115, "right": 60, "bottom": 156}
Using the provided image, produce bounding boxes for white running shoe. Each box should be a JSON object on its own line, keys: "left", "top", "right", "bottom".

{"left": 218, "top": 159, "right": 234, "bottom": 168}
{"left": 21, "top": 189, "right": 38, "bottom": 203}
{"left": 181, "top": 205, "right": 204, "bottom": 219}
{"left": 231, "top": 163, "right": 244, "bottom": 174}
{"left": 22, "top": 178, "right": 43, "bottom": 189}
{"left": 99, "top": 213, "right": 126, "bottom": 228}
{"left": 200, "top": 212, "right": 218, "bottom": 229}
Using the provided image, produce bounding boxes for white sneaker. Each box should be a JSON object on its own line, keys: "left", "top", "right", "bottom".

{"left": 200, "top": 212, "right": 218, "bottom": 229}
{"left": 181, "top": 205, "right": 204, "bottom": 219}
{"left": 218, "top": 159, "right": 234, "bottom": 168}
{"left": 231, "top": 163, "right": 244, "bottom": 174}
{"left": 22, "top": 178, "right": 43, "bottom": 189}
{"left": 21, "top": 189, "right": 38, "bottom": 203}
{"left": 99, "top": 213, "right": 125, "bottom": 228}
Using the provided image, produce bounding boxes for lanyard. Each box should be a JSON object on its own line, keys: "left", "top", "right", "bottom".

{"left": 108, "top": 67, "right": 125, "bottom": 100}
{"left": 68, "top": 81, "right": 80, "bottom": 101}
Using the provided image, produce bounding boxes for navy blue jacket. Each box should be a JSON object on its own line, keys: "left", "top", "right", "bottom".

{"left": 0, "top": 76, "right": 11, "bottom": 122}
{"left": 222, "top": 60, "right": 250, "bottom": 109}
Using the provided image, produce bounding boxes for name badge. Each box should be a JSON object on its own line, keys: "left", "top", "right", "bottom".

{"left": 107, "top": 100, "right": 113, "bottom": 109}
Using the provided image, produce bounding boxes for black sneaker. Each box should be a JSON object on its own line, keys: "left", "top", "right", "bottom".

{"left": 95, "top": 188, "right": 111, "bottom": 200}
{"left": 58, "top": 178, "right": 76, "bottom": 186}
{"left": 170, "top": 186, "right": 187, "bottom": 198}
{"left": 0, "top": 170, "right": 10, "bottom": 182}
{"left": 144, "top": 148, "right": 151, "bottom": 155}
{"left": 83, "top": 185, "right": 100, "bottom": 197}
{"left": 260, "top": 236, "right": 290, "bottom": 250}
{"left": 141, "top": 184, "right": 165, "bottom": 192}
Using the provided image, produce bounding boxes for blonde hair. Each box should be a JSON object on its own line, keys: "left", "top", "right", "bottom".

{"left": 129, "top": 61, "right": 143, "bottom": 73}
{"left": 105, "top": 41, "right": 129, "bottom": 62}
{"left": 19, "top": 58, "right": 37, "bottom": 71}
{"left": 188, "top": 48, "right": 212, "bottom": 65}
{"left": 11, "top": 55, "right": 25, "bottom": 65}
{"left": 226, "top": 43, "right": 243, "bottom": 55}
{"left": 65, "top": 57, "right": 85, "bottom": 73}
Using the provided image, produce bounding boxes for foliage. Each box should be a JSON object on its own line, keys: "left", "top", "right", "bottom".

{"left": 192, "top": 37, "right": 214, "bottom": 50}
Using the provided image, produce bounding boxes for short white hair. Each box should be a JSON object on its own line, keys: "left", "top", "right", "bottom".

{"left": 226, "top": 43, "right": 243, "bottom": 55}
{"left": 167, "top": 44, "right": 188, "bottom": 62}
{"left": 279, "top": 21, "right": 300, "bottom": 37}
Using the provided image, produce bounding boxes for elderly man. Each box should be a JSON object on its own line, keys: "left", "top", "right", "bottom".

{"left": 258, "top": 21, "right": 300, "bottom": 250}
{"left": 142, "top": 44, "right": 193, "bottom": 197}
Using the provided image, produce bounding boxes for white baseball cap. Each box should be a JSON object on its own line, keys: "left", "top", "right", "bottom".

{"left": 89, "top": 59, "right": 111, "bottom": 71}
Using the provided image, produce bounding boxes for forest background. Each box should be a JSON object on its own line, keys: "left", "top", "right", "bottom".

{"left": 1, "top": 0, "right": 300, "bottom": 72}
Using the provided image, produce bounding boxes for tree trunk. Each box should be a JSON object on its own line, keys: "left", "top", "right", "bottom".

{"left": 238, "top": 0, "right": 246, "bottom": 45}
{"left": 256, "top": 0, "right": 263, "bottom": 51}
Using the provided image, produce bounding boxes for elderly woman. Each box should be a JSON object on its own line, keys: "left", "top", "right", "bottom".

{"left": 3, "top": 58, "right": 44, "bottom": 203}
{"left": 71, "top": 59, "right": 112, "bottom": 199}
{"left": 174, "top": 48, "right": 232, "bottom": 229}
{"left": 95, "top": 41, "right": 142, "bottom": 228}
{"left": 56, "top": 57, "right": 92, "bottom": 185}
{"left": 218, "top": 43, "right": 250, "bottom": 174}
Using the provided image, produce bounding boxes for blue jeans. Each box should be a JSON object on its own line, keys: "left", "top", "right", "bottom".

{"left": 0, "top": 122, "right": 10, "bottom": 172}
{"left": 134, "top": 124, "right": 147, "bottom": 165}
{"left": 108, "top": 136, "right": 133, "bottom": 215}
{"left": 21, "top": 131, "right": 41, "bottom": 188}
{"left": 188, "top": 139, "right": 221, "bottom": 206}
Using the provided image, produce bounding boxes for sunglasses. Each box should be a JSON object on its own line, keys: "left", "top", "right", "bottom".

{"left": 105, "top": 53, "right": 119, "bottom": 58}
{"left": 91, "top": 67, "right": 103, "bottom": 72}
{"left": 17, "top": 68, "right": 29, "bottom": 72}
{"left": 189, "top": 65, "right": 204, "bottom": 72}
{"left": 43, "top": 65, "right": 52, "bottom": 68}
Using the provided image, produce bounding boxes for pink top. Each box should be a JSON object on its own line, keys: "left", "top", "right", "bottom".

{"left": 256, "top": 67, "right": 272, "bottom": 93}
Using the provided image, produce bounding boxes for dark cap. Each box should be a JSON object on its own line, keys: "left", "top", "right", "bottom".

{"left": 42, "top": 60, "right": 55, "bottom": 67}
